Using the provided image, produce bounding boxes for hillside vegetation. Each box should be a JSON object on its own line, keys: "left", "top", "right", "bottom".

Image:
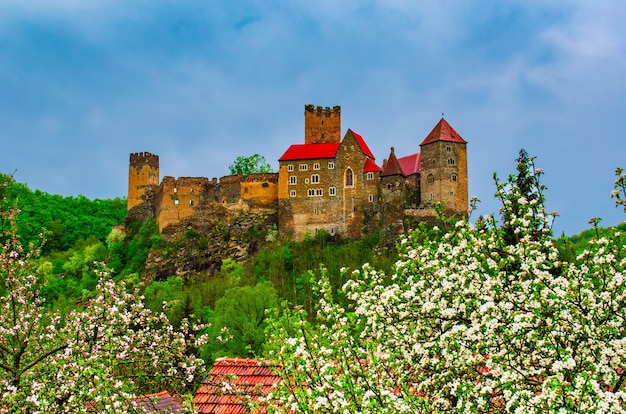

{"left": 2, "top": 169, "right": 623, "bottom": 362}
{"left": 2, "top": 159, "right": 625, "bottom": 411}
{"left": 0, "top": 171, "right": 397, "bottom": 362}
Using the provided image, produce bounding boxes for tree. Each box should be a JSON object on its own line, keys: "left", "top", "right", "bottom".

{"left": 228, "top": 154, "right": 273, "bottom": 177}
{"left": 266, "top": 158, "right": 626, "bottom": 412}
{"left": 0, "top": 177, "right": 207, "bottom": 413}
{"left": 211, "top": 281, "right": 278, "bottom": 358}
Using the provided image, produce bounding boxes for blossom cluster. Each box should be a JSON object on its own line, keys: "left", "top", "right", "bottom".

{"left": 0, "top": 188, "right": 207, "bottom": 413}
{"left": 266, "top": 162, "right": 626, "bottom": 413}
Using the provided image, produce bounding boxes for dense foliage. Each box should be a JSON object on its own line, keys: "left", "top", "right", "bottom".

{"left": 0, "top": 172, "right": 127, "bottom": 254}
{"left": 228, "top": 154, "right": 273, "bottom": 176}
{"left": 266, "top": 160, "right": 626, "bottom": 413}
{"left": 0, "top": 181, "right": 206, "bottom": 413}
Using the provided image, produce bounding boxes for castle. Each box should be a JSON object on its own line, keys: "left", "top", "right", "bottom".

{"left": 127, "top": 104, "right": 468, "bottom": 240}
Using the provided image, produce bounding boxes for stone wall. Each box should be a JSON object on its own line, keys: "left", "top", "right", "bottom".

{"left": 419, "top": 140, "right": 468, "bottom": 217}
{"left": 128, "top": 152, "right": 159, "bottom": 213}
{"left": 304, "top": 105, "right": 341, "bottom": 145}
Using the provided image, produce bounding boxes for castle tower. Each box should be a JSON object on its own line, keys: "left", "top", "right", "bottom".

{"left": 128, "top": 152, "right": 160, "bottom": 212}
{"left": 419, "top": 118, "right": 468, "bottom": 216}
{"left": 304, "top": 104, "right": 341, "bottom": 144}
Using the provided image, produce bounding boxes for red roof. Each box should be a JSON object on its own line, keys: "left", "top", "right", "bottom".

{"left": 398, "top": 152, "right": 421, "bottom": 175}
{"left": 133, "top": 391, "right": 181, "bottom": 413}
{"left": 363, "top": 158, "right": 382, "bottom": 173}
{"left": 420, "top": 118, "right": 467, "bottom": 146}
{"left": 381, "top": 147, "right": 405, "bottom": 177}
{"left": 278, "top": 143, "right": 340, "bottom": 161}
{"left": 348, "top": 129, "right": 376, "bottom": 159}
{"left": 194, "top": 358, "right": 282, "bottom": 414}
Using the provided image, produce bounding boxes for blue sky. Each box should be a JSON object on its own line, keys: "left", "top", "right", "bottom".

{"left": 1, "top": 1, "right": 624, "bottom": 236}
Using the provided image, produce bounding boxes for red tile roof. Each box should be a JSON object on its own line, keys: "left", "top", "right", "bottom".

{"left": 420, "top": 118, "right": 467, "bottom": 146}
{"left": 363, "top": 158, "right": 382, "bottom": 173}
{"left": 398, "top": 152, "right": 421, "bottom": 176}
{"left": 381, "top": 147, "right": 405, "bottom": 177}
{"left": 348, "top": 129, "right": 376, "bottom": 159}
{"left": 278, "top": 142, "right": 340, "bottom": 161}
{"left": 133, "top": 391, "right": 181, "bottom": 413}
{"left": 194, "top": 358, "right": 281, "bottom": 414}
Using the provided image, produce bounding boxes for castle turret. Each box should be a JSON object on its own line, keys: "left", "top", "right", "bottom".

{"left": 419, "top": 118, "right": 468, "bottom": 216}
{"left": 128, "top": 152, "right": 159, "bottom": 213}
{"left": 304, "top": 104, "right": 341, "bottom": 144}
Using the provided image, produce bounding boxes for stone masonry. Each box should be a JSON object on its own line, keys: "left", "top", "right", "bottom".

{"left": 127, "top": 104, "right": 468, "bottom": 240}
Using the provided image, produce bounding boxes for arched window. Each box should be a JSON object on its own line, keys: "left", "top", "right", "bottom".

{"left": 345, "top": 168, "right": 354, "bottom": 187}
{"left": 427, "top": 174, "right": 435, "bottom": 185}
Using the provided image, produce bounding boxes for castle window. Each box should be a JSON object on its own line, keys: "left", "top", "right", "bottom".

{"left": 314, "top": 208, "right": 318, "bottom": 214}
{"left": 174, "top": 199, "right": 179, "bottom": 205}
{"left": 299, "top": 164, "right": 308, "bottom": 171}
{"left": 189, "top": 199, "right": 193, "bottom": 205}
{"left": 311, "top": 174, "right": 320, "bottom": 184}
{"left": 190, "top": 188, "right": 194, "bottom": 194}
{"left": 449, "top": 191, "right": 454, "bottom": 196}
{"left": 369, "top": 194, "right": 374, "bottom": 202}
{"left": 427, "top": 174, "right": 435, "bottom": 185}
{"left": 387, "top": 183, "right": 392, "bottom": 189}
{"left": 308, "top": 189, "right": 315, "bottom": 197}
{"left": 290, "top": 190, "right": 296, "bottom": 197}
{"left": 313, "top": 163, "right": 320, "bottom": 170}
{"left": 262, "top": 182, "right": 269, "bottom": 188}
{"left": 446, "top": 145, "right": 452, "bottom": 152}
{"left": 329, "top": 187, "right": 337, "bottom": 196}
{"left": 316, "top": 188, "right": 323, "bottom": 196}
{"left": 288, "top": 165, "right": 294, "bottom": 172}
{"left": 174, "top": 187, "right": 177, "bottom": 193}
{"left": 451, "top": 173, "right": 458, "bottom": 183}
{"left": 428, "top": 193, "right": 434, "bottom": 201}
{"left": 345, "top": 168, "right": 354, "bottom": 187}
{"left": 289, "top": 176, "right": 297, "bottom": 185}
{"left": 367, "top": 172, "right": 374, "bottom": 180}
{"left": 328, "top": 162, "right": 335, "bottom": 170}
{"left": 305, "top": 178, "right": 309, "bottom": 184}
{"left": 447, "top": 158, "right": 456, "bottom": 165}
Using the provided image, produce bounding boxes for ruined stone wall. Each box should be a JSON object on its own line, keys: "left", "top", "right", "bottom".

{"left": 219, "top": 175, "right": 242, "bottom": 204}
{"left": 128, "top": 152, "right": 159, "bottom": 213}
{"left": 304, "top": 105, "right": 341, "bottom": 145}
{"left": 155, "top": 176, "right": 212, "bottom": 233}
{"left": 240, "top": 173, "right": 278, "bottom": 207}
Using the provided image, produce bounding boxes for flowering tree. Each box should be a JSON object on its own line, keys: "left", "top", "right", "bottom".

{"left": 267, "top": 160, "right": 626, "bottom": 413}
{"left": 0, "top": 180, "right": 207, "bottom": 413}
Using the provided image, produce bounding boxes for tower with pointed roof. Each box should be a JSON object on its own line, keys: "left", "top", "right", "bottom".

{"left": 418, "top": 118, "right": 468, "bottom": 217}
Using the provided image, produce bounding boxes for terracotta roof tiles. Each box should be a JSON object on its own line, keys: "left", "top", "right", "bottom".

{"left": 194, "top": 358, "right": 282, "bottom": 414}
{"left": 381, "top": 147, "right": 405, "bottom": 177}
{"left": 133, "top": 391, "right": 181, "bottom": 413}
{"left": 420, "top": 118, "right": 467, "bottom": 146}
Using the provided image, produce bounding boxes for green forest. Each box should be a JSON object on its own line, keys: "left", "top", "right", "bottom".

{"left": 1, "top": 170, "right": 624, "bottom": 364}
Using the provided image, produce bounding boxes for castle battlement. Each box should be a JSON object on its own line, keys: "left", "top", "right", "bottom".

{"left": 127, "top": 105, "right": 468, "bottom": 239}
